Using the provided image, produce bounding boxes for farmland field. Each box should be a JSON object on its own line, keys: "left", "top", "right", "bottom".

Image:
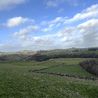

{"left": 0, "top": 58, "right": 98, "bottom": 98}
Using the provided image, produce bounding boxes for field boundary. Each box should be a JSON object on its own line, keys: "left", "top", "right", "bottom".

{"left": 29, "top": 65, "right": 98, "bottom": 81}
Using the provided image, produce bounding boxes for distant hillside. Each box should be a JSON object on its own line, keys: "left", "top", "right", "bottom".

{"left": 0, "top": 47, "right": 98, "bottom": 61}
{"left": 38, "top": 48, "right": 98, "bottom": 58}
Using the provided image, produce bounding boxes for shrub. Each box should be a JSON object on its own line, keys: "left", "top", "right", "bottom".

{"left": 80, "top": 59, "right": 98, "bottom": 76}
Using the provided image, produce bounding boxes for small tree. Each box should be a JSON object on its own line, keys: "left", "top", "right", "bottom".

{"left": 80, "top": 59, "right": 98, "bottom": 76}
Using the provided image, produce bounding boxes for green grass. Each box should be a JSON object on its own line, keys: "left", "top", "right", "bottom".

{"left": 41, "top": 64, "right": 93, "bottom": 77}
{"left": 0, "top": 58, "right": 98, "bottom": 98}
{"left": 37, "top": 58, "right": 95, "bottom": 77}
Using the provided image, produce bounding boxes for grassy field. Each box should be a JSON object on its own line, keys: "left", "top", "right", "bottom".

{"left": 38, "top": 58, "right": 94, "bottom": 77}
{"left": 0, "top": 58, "right": 98, "bottom": 98}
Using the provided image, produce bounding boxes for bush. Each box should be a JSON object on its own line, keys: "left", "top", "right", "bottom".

{"left": 80, "top": 59, "right": 98, "bottom": 76}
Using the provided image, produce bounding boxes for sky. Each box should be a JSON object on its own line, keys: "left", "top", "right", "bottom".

{"left": 0, "top": 0, "right": 98, "bottom": 52}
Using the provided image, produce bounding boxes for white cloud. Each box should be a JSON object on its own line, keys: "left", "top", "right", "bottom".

{"left": 41, "top": 3, "right": 97, "bottom": 33}
{"left": 50, "top": 17, "right": 65, "bottom": 24}
{"left": 45, "top": 0, "right": 65, "bottom": 7}
{"left": 58, "top": 8, "right": 64, "bottom": 13}
{"left": 77, "top": 19, "right": 98, "bottom": 47}
{"left": 68, "top": 4, "right": 98, "bottom": 22}
{"left": 11, "top": 4, "right": 98, "bottom": 50}
{"left": 13, "top": 25, "right": 39, "bottom": 40}
{"left": 41, "top": 17, "right": 67, "bottom": 32}
{"left": 0, "top": 43, "right": 23, "bottom": 52}
{"left": 65, "top": 0, "right": 80, "bottom": 7}
{"left": 1, "top": 4, "right": 98, "bottom": 51}
{"left": 43, "top": 4, "right": 98, "bottom": 26}
{"left": 78, "top": 19, "right": 98, "bottom": 29}
{"left": 6, "top": 16, "right": 32, "bottom": 27}
{"left": 0, "top": 0, "right": 27, "bottom": 10}
{"left": 45, "top": 0, "right": 80, "bottom": 8}
{"left": 58, "top": 18, "right": 98, "bottom": 47}
{"left": 46, "top": 0, "right": 58, "bottom": 7}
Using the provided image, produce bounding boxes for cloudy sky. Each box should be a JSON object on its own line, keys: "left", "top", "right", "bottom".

{"left": 0, "top": 0, "right": 98, "bottom": 51}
